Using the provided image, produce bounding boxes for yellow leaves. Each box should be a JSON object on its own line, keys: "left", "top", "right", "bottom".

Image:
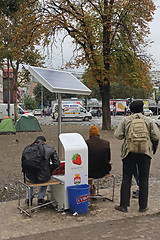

{"left": 0, "top": 0, "right": 44, "bottom": 84}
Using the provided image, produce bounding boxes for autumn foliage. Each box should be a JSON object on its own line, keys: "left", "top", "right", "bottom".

{"left": 0, "top": 0, "right": 156, "bottom": 129}
{"left": 42, "top": 0, "right": 156, "bottom": 130}
{"left": 0, "top": 0, "right": 45, "bottom": 121}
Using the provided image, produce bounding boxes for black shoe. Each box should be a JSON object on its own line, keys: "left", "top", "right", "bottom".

{"left": 139, "top": 207, "right": 148, "bottom": 213}
{"left": 132, "top": 189, "right": 139, "bottom": 198}
{"left": 26, "top": 198, "right": 33, "bottom": 206}
{"left": 38, "top": 199, "right": 48, "bottom": 205}
{"left": 115, "top": 205, "right": 128, "bottom": 213}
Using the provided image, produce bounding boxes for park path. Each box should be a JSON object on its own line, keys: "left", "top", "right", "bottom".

{"left": 1, "top": 181, "right": 160, "bottom": 240}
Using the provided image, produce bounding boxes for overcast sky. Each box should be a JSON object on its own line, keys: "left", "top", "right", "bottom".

{"left": 45, "top": 1, "right": 160, "bottom": 73}
{"left": 148, "top": 0, "right": 160, "bottom": 71}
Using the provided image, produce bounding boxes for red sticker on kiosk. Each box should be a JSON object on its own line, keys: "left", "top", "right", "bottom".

{"left": 76, "top": 194, "right": 89, "bottom": 204}
{"left": 72, "top": 153, "right": 82, "bottom": 165}
{"left": 74, "top": 174, "right": 81, "bottom": 184}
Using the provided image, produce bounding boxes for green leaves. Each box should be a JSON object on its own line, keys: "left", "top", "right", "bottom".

{"left": 33, "top": 83, "right": 56, "bottom": 107}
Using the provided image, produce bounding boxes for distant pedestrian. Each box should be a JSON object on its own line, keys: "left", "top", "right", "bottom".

{"left": 41, "top": 109, "right": 43, "bottom": 117}
{"left": 42, "top": 109, "right": 46, "bottom": 117}
{"left": 114, "top": 100, "right": 160, "bottom": 213}
{"left": 97, "top": 108, "right": 101, "bottom": 118}
{"left": 47, "top": 108, "right": 50, "bottom": 116}
{"left": 113, "top": 105, "right": 116, "bottom": 117}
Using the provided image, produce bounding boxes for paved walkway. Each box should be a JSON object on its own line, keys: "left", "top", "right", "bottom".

{"left": 1, "top": 181, "right": 160, "bottom": 240}
{"left": 7, "top": 214, "right": 160, "bottom": 240}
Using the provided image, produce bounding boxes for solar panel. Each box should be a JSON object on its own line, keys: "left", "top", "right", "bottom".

{"left": 28, "top": 66, "right": 91, "bottom": 95}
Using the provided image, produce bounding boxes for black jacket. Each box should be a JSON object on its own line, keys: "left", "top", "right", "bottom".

{"left": 22, "top": 140, "right": 60, "bottom": 183}
{"left": 86, "top": 136, "right": 111, "bottom": 178}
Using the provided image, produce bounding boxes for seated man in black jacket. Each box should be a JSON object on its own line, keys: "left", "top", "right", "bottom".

{"left": 86, "top": 126, "right": 112, "bottom": 194}
{"left": 21, "top": 136, "right": 60, "bottom": 206}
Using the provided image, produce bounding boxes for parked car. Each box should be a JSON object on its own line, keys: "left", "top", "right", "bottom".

{"left": 53, "top": 104, "right": 92, "bottom": 121}
{"left": 143, "top": 109, "right": 153, "bottom": 116}
{"left": 0, "top": 103, "right": 25, "bottom": 120}
{"left": 33, "top": 109, "right": 42, "bottom": 116}
{"left": 89, "top": 109, "right": 102, "bottom": 117}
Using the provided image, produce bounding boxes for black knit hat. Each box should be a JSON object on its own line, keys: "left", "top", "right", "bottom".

{"left": 35, "top": 136, "right": 46, "bottom": 142}
{"left": 130, "top": 100, "right": 144, "bottom": 113}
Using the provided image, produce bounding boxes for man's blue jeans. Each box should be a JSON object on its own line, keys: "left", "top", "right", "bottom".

{"left": 26, "top": 186, "right": 47, "bottom": 200}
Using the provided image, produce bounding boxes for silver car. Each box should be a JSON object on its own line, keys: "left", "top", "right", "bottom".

{"left": 143, "top": 109, "right": 153, "bottom": 116}
{"left": 33, "top": 109, "right": 42, "bottom": 116}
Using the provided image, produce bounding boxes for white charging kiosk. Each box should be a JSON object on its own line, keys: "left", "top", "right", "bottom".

{"left": 28, "top": 66, "right": 91, "bottom": 210}
{"left": 50, "top": 133, "right": 88, "bottom": 210}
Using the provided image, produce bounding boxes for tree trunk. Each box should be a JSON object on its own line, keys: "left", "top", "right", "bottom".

{"left": 7, "top": 59, "right": 11, "bottom": 118}
{"left": 14, "top": 88, "right": 18, "bottom": 122}
{"left": 99, "top": 83, "right": 111, "bottom": 130}
{"left": 13, "top": 72, "right": 18, "bottom": 122}
{"left": 10, "top": 60, "right": 19, "bottom": 122}
{"left": 101, "top": 0, "right": 113, "bottom": 130}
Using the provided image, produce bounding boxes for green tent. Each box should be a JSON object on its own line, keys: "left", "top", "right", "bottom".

{"left": 0, "top": 117, "right": 16, "bottom": 134}
{"left": 15, "top": 115, "right": 42, "bottom": 132}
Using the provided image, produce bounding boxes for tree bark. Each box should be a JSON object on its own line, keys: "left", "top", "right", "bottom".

{"left": 10, "top": 60, "right": 19, "bottom": 122}
{"left": 99, "top": 83, "right": 111, "bottom": 130}
{"left": 13, "top": 71, "right": 18, "bottom": 123}
{"left": 13, "top": 87, "right": 18, "bottom": 122}
{"left": 100, "top": 0, "right": 113, "bottom": 130}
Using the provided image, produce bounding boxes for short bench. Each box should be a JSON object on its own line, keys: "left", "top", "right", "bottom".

{"left": 17, "top": 179, "right": 62, "bottom": 217}
{"left": 88, "top": 173, "right": 115, "bottom": 202}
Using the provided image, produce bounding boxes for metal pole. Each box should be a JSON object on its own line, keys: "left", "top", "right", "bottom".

{"left": 41, "top": 85, "right": 43, "bottom": 106}
{"left": 58, "top": 93, "right": 62, "bottom": 158}
{"left": 7, "top": 59, "right": 10, "bottom": 118}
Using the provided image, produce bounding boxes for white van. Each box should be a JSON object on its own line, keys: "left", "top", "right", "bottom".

{"left": 52, "top": 103, "right": 92, "bottom": 121}
{"left": 0, "top": 103, "right": 24, "bottom": 120}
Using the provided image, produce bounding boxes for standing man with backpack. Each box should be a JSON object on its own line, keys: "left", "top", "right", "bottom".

{"left": 21, "top": 136, "right": 60, "bottom": 206}
{"left": 114, "top": 100, "right": 160, "bottom": 213}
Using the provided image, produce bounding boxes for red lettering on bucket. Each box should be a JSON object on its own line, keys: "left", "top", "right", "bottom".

{"left": 76, "top": 194, "right": 89, "bottom": 204}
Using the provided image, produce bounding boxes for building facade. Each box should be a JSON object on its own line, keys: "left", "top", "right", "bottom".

{"left": 150, "top": 71, "right": 160, "bottom": 86}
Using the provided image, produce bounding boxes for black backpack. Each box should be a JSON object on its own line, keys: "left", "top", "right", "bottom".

{"left": 22, "top": 141, "right": 51, "bottom": 183}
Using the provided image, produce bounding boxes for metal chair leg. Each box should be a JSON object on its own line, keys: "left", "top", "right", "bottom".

{"left": 90, "top": 174, "right": 115, "bottom": 202}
